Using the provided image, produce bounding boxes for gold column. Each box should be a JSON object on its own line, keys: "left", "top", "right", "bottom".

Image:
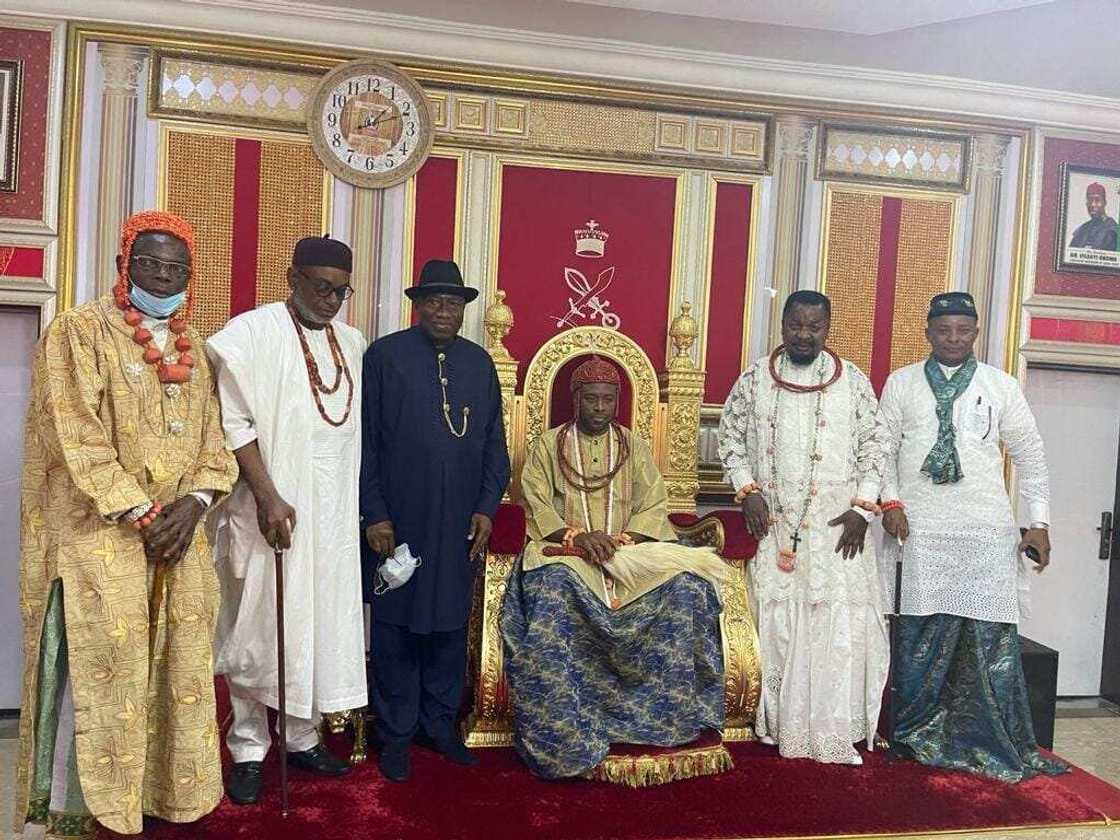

{"left": 348, "top": 187, "right": 383, "bottom": 337}
{"left": 659, "top": 302, "right": 705, "bottom": 514}
{"left": 767, "top": 116, "right": 815, "bottom": 347}
{"left": 95, "top": 44, "right": 148, "bottom": 296}
{"left": 967, "top": 133, "right": 1010, "bottom": 362}
{"left": 463, "top": 288, "right": 519, "bottom": 749}
{"left": 483, "top": 289, "right": 518, "bottom": 466}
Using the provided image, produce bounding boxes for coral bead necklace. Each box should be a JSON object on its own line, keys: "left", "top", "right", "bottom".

{"left": 114, "top": 290, "right": 195, "bottom": 383}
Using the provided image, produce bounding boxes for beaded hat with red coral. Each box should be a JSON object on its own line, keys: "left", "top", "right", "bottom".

{"left": 569, "top": 355, "right": 621, "bottom": 392}
{"left": 113, "top": 210, "right": 198, "bottom": 384}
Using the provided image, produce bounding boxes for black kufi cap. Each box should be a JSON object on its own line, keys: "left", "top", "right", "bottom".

{"left": 928, "top": 291, "right": 978, "bottom": 320}
{"left": 293, "top": 235, "right": 352, "bottom": 273}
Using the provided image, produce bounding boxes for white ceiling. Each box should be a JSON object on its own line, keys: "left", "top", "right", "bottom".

{"left": 562, "top": 0, "right": 1055, "bottom": 35}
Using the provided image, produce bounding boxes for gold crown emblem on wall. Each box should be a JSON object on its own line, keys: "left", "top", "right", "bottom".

{"left": 574, "top": 219, "right": 609, "bottom": 258}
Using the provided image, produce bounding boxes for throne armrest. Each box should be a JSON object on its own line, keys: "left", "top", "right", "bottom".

{"left": 669, "top": 511, "right": 758, "bottom": 562}
{"left": 488, "top": 502, "right": 527, "bottom": 556}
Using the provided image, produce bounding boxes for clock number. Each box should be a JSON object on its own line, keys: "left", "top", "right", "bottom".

{"left": 326, "top": 113, "right": 338, "bottom": 127}
{"left": 371, "top": 77, "right": 380, "bottom": 90}
{"left": 365, "top": 157, "right": 376, "bottom": 171}
{"left": 331, "top": 132, "right": 342, "bottom": 148}
{"left": 347, "top": 150, "right": 356, "bottom": 164}
{"left": 347, "top": 80, "right": 361, "bottom": 96}
{"left": 407, "top": 124, "right": 416, "bottom": 137}
{"left": 388, "top": 85, "right": 396, "bottom": 100}
{"left": 332, "top": 93, "right": 345, "bottom": 108}
{"left": 401, "top": 142, "right": 409, "bottom": 155}
{"left": 402, "top": 102, "right": 411, "bottom": 116}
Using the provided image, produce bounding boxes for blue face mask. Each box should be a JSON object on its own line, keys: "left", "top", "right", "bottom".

{"left": 129, "top": 284, "right": 186, "bottom": 318}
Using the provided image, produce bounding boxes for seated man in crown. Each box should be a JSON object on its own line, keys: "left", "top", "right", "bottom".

{"left": 500, "top": 356, "right": 736, "bottom": 781}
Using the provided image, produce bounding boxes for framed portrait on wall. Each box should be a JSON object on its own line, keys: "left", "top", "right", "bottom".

{"left": 1055, "top": 163, "right": 1120, "bottom": 275}
{"left": 0, "top": 59, "right": 23, "bottom": 193}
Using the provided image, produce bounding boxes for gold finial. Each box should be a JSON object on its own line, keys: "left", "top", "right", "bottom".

{"left": 483, "top": 289, "right": 514, "bottom": 361}
{"left": 668, "top": 301, "right": 698, "bottom": 370}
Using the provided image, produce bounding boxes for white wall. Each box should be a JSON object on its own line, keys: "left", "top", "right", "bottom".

{"left": 0, "top": 307, "right": 39, "bottom": 708}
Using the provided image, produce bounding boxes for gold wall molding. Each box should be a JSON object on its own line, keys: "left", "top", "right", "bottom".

{"left": 53, "top": 24, "right": 1038, "bottom": 391}
{"left": 817, "top": 123, "right": 973, "bottom": 193}
{"left": 151, "top": 50, "right": 318, "bottom": 131}
{"left": 148, "top": 44, "right": 773, "bottom": 172}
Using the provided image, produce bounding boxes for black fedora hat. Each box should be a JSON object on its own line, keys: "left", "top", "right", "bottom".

{"left": 405, "top": 259, "right": 479, "bottom": 303}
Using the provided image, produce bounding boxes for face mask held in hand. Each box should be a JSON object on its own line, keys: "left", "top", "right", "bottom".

{"left": 374, "top": 543, "right": 422, "bottom": 595}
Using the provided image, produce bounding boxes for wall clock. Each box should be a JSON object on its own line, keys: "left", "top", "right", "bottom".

{"left": 308, "top": 58, "right": 433, "bottom": 189}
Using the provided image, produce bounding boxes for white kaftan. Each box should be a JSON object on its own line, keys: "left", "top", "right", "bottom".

{"left": 207, "top": 302, "right": 367, "bottom": 719}
{"left": 876, "top": 360, "right": 1049, "bottom": 624}
{"left": 718, "top": 353, "right": 889, "bottom": 764}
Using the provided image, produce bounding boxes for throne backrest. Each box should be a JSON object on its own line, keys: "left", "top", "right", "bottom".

{"left": 485, "top": 293, "right": 704, "bottom": 513}
{"left": 520, "top": 327, "right": 661, "bottom": 480}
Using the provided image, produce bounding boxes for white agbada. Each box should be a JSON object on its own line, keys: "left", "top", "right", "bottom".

{"left": 876, "top": 359, "right": 1049, "bottom": 625}
{"left": 207, "top": 302, "right": 367, "bottom": 719}
{"left": 718, "top": 352, "right": 890, "bottom": 765}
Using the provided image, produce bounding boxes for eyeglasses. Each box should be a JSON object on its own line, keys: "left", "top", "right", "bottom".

{"left": 130, "top": 254, "right": 191, "bottom": 282}
{"left": 298, "top": 272, "right": 355, "bottom": 302}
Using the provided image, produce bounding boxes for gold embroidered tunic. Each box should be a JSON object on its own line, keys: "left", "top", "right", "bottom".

{"left": 520, "top": 425, "right": 734, "bottom": 607}
{"left": 14, "top": 297, "right": 237, "bottom": 835}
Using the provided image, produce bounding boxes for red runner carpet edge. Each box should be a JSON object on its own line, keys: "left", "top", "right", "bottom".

{"left": 101, "top": 730, "right": 1119, "bottom": 840}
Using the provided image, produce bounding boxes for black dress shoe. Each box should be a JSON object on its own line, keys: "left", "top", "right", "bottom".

{"left": 287, "top": 743, "right": 350, "bottom": 776}
{"left": 434, "top": 738, "right": 479, "bottom": 767}
{"left": 378, "top": 743, "right": 411, "bottom": 782}
{"left": 227, "top": 761, "right": 263, "bottom": 805}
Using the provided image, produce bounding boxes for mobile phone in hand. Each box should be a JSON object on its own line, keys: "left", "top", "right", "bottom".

{"left": 1019, "top": 527, "right": 1041, "bottom": 563}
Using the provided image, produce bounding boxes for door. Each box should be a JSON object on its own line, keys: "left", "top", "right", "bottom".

{"left": 0, "top": 306, "right": 40, "bottom": 708}
{"left": 1020, "top": 367, "right": 1120, "bottom": 696}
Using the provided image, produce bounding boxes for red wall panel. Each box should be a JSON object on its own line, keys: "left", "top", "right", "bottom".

{"left": 0, "top": 28, "right": 51, "bottom": 222}
{"left": 704, "top": 181, "right": 752, "bottom": 404}
{"left": 494, "top": 165, "right": 677, "bottom": 390}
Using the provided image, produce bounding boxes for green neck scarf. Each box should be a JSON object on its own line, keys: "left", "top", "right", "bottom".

{"left": 921, "top": 354, "right": 977, "bottom": 484}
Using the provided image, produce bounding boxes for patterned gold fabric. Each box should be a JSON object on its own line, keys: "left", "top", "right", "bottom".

{"left": 822, "top": 192, "right": 881, "bottom": 375}
{"left": 14, "top": 297, "right": 238, "bottom": 835}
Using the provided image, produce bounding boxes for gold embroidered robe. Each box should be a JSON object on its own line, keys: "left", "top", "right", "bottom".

{"left": 14, "top": 297, "right": 237, "bottom": 835}
{"left": 520, "top": 425, "right": 734, "bottom": 607}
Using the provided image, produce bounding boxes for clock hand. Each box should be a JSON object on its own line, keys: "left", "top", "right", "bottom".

{"left": 369, "top": 112, "right": 401, "bottom": 129}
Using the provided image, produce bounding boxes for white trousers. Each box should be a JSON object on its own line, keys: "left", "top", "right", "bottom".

{"left": 227, "top": 693, "right": 320, "bottom": 763}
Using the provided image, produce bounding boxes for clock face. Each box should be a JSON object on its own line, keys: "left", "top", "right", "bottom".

{"left": 308, "top": 60, "right": 433, "bottom": 189}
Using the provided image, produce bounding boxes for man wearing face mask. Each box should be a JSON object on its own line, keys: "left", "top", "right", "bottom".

{"left": 717, "top": 290, "right": 889, "bottom": 766}
{"left": 876, "top": 292, "right": 1066, "bottom": 782}
{"left": 361, "top": 259, "right": 510, "bottom": 782}
{"left": 14, "top": 211, "right": 238, "bottom": 838}
{"left": 207, "top": 236, "right": 367, "bottom": 805}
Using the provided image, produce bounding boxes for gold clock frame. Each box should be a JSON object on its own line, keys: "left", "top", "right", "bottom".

{"left": 306, "top": 57, "right": 434, "bottom": 190}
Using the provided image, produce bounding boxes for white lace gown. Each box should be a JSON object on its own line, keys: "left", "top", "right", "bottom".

{"left": 718, "top": 353, "right": 890, "bottom": 765}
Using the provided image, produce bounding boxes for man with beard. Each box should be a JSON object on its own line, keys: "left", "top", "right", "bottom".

{"left": 207, "top": 236, "right": 366, "bottom": 804}
{"left": 1069, "top": 182, "right": 1117, "bottom": 251}
{"left": 717, "top": 290, "right": 888, "bottom": 765}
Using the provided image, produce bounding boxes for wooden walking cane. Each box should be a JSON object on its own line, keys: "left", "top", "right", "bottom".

{"left": 275, "top": 546, "right": 289, "bottom": 817}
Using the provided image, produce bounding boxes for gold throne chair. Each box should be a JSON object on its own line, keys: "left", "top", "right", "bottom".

{"left": 462, "top": 292, "right": 762, "bottom": 779}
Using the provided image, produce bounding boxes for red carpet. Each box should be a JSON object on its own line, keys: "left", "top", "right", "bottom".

{"left": 102, "top": 731, "right": 1119, "bottom": 840}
